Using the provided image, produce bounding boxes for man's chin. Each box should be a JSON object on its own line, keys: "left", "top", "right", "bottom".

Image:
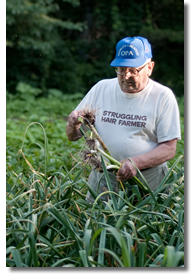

{"left": 122, "top": 86, "right": 136, "bottom": 93}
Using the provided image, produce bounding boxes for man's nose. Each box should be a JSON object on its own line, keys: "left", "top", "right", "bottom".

{"left": 124, "top": 71, "right": 131, "bottom": 79}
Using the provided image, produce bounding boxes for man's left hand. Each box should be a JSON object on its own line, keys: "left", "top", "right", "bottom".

{"left": 116, "top": 139, "right": 177, "bottom": 182}
{"left": 116, "top": 159, "right": 137, "bottom": 181}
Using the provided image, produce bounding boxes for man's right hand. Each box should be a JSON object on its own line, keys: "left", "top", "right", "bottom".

{"left": 68, "top": 110, "right": 82, "bottom": 128}
{"left": 66, "top": 110, "right": 83, "bottom": 141}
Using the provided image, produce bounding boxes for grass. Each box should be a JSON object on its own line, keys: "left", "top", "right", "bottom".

{"left": 6, "top": 83, "right": 184, "bottom": 267}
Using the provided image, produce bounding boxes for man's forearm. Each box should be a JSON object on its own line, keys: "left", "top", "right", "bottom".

{"left": 66, "top": 122, "right": 82, "bottom": 141}
{"left": 116, "top": 139, "right": 177, "bottom": 181}
{"left": 131, "top": 139, "right": 177, "bottom": 170}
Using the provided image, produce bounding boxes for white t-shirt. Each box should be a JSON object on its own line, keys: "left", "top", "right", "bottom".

{"left": 75, "top": 78, "right": 181, "bottom": 162}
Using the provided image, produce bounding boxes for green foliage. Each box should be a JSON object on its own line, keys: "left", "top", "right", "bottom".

{"left": 6, "top": 144, "right": 184, "bottom": 267}
{"left": 6, "top": 0, "right": 184, "bottom": 96}
{"left": 6, "top": 83, "right": 85, "bottom": 179}
{"left": 6, "top": 0, "right": 86, "bottom": 92}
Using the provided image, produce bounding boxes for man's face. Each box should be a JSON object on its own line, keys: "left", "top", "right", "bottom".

{"left": 117, "top": 62, "right": 155, "bottom": 94}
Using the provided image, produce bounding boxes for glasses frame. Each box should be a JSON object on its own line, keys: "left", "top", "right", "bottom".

{"left": 115, "top": 63, "right": 148, "bottom": 76}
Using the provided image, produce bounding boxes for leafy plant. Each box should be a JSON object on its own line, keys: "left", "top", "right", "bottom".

{"left": 6, "top": 121, "right": 184, "bottom": 267}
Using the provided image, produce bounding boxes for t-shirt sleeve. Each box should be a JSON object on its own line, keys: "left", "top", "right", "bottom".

{"left": 156, "top": 89, "right": 181, "bottom": 143}
{"left": 75, "top": 83, "right": 99, "bottom": 112}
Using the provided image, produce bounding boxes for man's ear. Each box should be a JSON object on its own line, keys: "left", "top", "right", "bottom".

{"left": 147, "top": 61, "right": 155, "bottom": 76}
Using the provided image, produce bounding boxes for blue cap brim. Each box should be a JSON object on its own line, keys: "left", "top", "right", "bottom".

{"left": 110, "top": 58, "right": 147, "bottom": 68}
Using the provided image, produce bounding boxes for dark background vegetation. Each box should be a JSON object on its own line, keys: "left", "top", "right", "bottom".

{"left": 6, "top": 0, "right": 184, "bottom": 97}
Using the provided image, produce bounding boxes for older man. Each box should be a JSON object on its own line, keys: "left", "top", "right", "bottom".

{"left": 66, "top": 36, "right": 181, "bottom": 202}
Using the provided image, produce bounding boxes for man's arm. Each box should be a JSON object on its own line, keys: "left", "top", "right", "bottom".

{"left": 116, "top": 139, "right": 177, "bottom": 181}
{"left": 66, "top": 110, "right": 83, "bottom": 141}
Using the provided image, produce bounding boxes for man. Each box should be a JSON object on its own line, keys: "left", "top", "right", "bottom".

{"left": 66, "top": 36, "right": 181, "bottom": 202}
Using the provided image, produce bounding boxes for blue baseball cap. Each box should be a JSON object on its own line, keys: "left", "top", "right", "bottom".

{"left": 110, "top": 36, "right": 152, "bottom": 68}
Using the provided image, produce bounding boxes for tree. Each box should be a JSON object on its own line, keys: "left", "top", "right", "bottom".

{"left": 60, "top": 0, "right": 184, "bottom": 96}
{"left": 6, "top": 0, "right": 86, "bottom": 93}
{"left": 6, "top": 0, "right": 184, "bottom": 96}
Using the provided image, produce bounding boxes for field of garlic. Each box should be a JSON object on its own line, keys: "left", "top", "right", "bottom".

{"left": 6, "top": 144, "right": 184, "bottom": 266}
{"left": 6, "top": 88, "right": 184, "bottom": 267}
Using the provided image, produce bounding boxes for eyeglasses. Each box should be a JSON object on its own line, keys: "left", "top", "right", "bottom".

{"left": 115, "top": 63, "right": 148, "bottom": 77}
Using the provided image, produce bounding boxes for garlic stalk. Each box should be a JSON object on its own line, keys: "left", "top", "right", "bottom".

{"left": 78, "top": 115, "right": 149, "bottom": 193}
